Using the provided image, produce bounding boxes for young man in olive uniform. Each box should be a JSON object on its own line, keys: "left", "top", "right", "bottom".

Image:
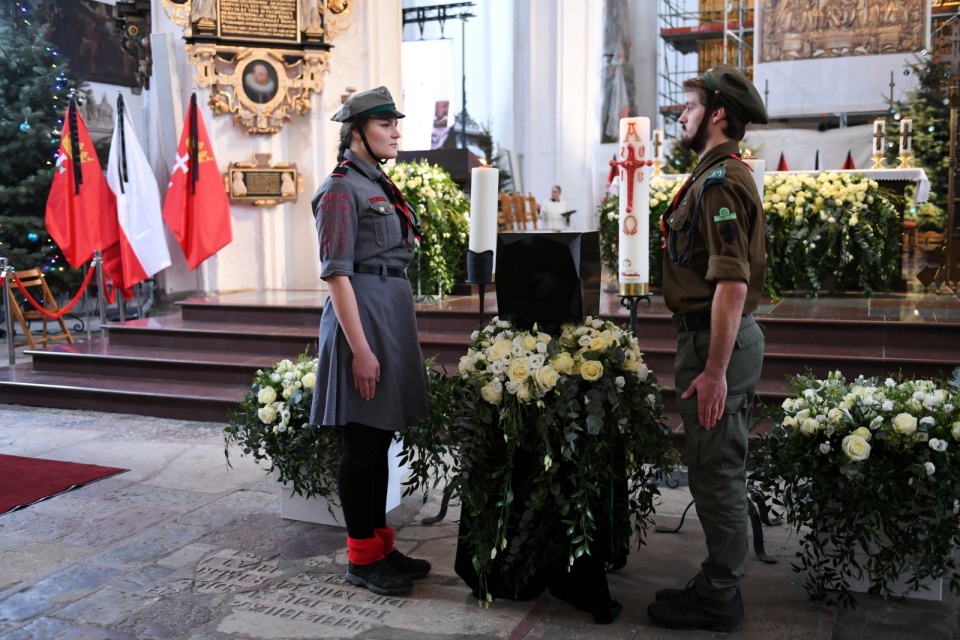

{"left": 647, "top": 64, "right": 768, "bottom": 632}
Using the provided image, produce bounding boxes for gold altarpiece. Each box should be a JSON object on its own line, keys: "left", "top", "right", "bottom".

{"left": 161, "top": 0, "right": 353, "bottom": 134}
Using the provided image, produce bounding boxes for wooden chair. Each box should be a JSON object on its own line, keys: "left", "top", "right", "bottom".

{"left": 498, "top": 192, "right": 518, "bottom": 230}
{"left": 516, "top": 194, "right": 539, "bottom": 230}
{"left": 5, "top": 268, "right": 75, "bottom": 350}
{"left": 917, "top": 231, "right": 945, "bottom": 255}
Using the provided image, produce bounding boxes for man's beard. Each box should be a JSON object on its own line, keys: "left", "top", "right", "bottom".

{"left": 679, "top": 127, "right": 706, "bottom": 155}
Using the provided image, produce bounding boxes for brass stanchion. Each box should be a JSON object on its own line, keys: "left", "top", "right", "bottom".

{"left": 94, "top": 250, "right": 108, "bottom": 329}
{"left": 1, "top": 257, "right": 15, "bottom": 365}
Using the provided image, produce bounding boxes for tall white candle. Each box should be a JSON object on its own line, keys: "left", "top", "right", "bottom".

{"left": 872, "top": 119, "right": 886, "bottom": 156}
{"left": 468, "top": 165, "right": 498, "bottom": 254}
{"left": 899, "top": 118, "right": 913, "bottom": 155}
{"left": 742, "top": 158, "right": 765, "bottom": 200}
{"left": 616, "top": 117, "right": 652, "bottom": 291}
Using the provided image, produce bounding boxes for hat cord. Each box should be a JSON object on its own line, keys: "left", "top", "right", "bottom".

{"left": 358, "top": 126, "right": 388, "bottom": 166}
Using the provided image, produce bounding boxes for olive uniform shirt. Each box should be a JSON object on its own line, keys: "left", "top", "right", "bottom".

{"left": 662, "top": 140, "right": 766, "bottom": 315}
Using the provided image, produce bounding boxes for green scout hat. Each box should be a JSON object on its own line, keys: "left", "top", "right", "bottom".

{"left": 331, "top": 86, "right": 405, "bottom": 123}
{"left": 701, "top": 64, "right": 768, "bottom": 125}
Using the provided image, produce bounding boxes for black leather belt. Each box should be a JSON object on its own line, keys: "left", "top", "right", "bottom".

{"left": 353, "top": 263, "right": 409, "bottom": 279}
{"left": 672, "top": 311, "right": 713, "bottom": 333}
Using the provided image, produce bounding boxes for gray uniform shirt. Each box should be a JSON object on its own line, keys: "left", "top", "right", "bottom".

{"left": 313, "top": 149, "right": 416, "bottom": 278}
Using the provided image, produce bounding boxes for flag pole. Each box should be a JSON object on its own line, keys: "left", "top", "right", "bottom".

{"left": 84, "top": 260, "right": 92, "bottom": 342}
{"left": 94, "top": 250, "right": 107, "bottom": 329}
{"left": 1, "top": 256, "right": 15, "bottom": 365}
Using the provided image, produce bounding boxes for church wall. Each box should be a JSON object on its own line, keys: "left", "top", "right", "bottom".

{"left": 146, "top": 0, "right": 403, "bottom": 295}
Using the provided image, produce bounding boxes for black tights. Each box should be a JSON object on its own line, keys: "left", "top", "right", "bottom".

{"left": 338, "top": 422, "right": 395, "bottom": 540}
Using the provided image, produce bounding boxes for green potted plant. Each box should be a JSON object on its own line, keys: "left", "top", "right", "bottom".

{"left": 749, "top": 368, "right": 960, "bottom": 607}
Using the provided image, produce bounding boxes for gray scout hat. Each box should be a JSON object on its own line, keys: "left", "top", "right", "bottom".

{"left": 701, "top": 64, "right": 768, "bottom": 125}
{"left": 331, "top": 86, "right": 405, "bottom": 123}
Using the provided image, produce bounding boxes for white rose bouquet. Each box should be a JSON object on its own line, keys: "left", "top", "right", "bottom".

{"left": 453, "top": 316, "right": 680, "bottom": 603}
{"left": 762, "top": 172, "right": 900, "bottom": 296}
{"left": 385, "top": 160, "right": 470, "bottom": 299}
{"left": 750, "top": 368, "right": 960, "bottom": 607}
{"left": 225, "top": 353, "right": 458, "bottom": 504}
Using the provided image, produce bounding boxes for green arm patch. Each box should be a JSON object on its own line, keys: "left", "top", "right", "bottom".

{"left": 714, "top": 206, "right": 737, "bottom": 222}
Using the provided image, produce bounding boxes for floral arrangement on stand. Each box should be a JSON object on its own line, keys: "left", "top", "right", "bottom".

{"left": 386, "top": 160, "right": 470, "bottom": 299}
{"left": 597, "top": 177, "right": 682, "bottom": 289}
{"left": 749, "top": 369, "right": 960, "bottom": 607}
{"left": 762, "top": 172, "right": 900, "bottom": 296}
{"left": 452, "top": 316, "right": 680, "bottom": 602}
{"left": 223, "top": 354, "right": 458, "bottom": 511}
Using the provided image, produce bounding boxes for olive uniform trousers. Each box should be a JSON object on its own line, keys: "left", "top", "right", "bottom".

{"left": 674, "top": 315, "right": 764, "bottom": 600}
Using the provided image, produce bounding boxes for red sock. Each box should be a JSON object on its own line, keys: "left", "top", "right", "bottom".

{"left": 374, "top": 526, "right": 397, "bottom": 555}
{"left": 346, "top": 536, "right": 384, "bottom": 565}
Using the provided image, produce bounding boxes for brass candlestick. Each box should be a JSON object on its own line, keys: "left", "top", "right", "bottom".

{"left": 898, "top": 152, "right": 912, "bottom": 169}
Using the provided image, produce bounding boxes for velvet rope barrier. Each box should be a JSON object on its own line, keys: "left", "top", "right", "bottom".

{"left": 10, "top": 266, "right": 97, "bottom": 320}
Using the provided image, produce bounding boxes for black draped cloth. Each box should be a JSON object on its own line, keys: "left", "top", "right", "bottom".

{"left": 454, "top": 446, "right": 630, "bottom": 624}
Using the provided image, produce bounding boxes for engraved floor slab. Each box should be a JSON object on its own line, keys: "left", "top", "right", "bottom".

{"left": 0, "top": 404, "right": 957, "bottom": 639}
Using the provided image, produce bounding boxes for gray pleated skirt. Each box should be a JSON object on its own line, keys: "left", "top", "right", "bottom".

{"left": 310, "top": 273, "right": 429, "bottom": 431}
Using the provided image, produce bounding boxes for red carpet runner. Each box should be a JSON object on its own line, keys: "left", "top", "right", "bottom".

{"left": 0, "top": 454, "right": 126, "bottom": 515}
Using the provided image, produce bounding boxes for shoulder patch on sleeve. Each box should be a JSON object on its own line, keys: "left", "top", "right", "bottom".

{"left": 714, "top": 207, "right": 737, "bottom": 222}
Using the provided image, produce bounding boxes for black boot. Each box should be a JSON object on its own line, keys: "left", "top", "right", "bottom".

{"left": 647, "top": 586, "right": 744, "bottom": 632}
{"left": 346, "top": 559, "right": 412, "bottom": 596}
{"left": 384, "top": 549, "right": 431, "bottom": 578}
{"left": 655, "top": 580, "right": 697, "bottom": 602}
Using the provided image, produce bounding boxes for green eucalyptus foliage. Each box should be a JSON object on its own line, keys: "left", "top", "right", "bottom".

{"left": 386, "top": 160, "right": 470, "bottom": 299}
{"left": 450, "top": 317, "right": 679, "bottom": 602}
{"left": 750, "top": 369, "right": 960, "bottom": 608}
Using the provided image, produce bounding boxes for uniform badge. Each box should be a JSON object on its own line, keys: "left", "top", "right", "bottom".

{"left": 719, "top": 223, "right": 737, "bottom": 244}
{"left": 714, "top": 207, "right": 737, "bottom": 222}
{"left": 707, "top": 167, "right": 726, "bottom": 180}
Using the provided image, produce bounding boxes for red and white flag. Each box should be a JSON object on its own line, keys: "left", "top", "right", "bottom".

{"left": 45, "top": 96, "right": 109, "bottom": 268}
{"left": 105, "top": 94, "right": 172, "bottom": 297}
{"left": 161, "top": 93, "right": 232, "bottom": 270}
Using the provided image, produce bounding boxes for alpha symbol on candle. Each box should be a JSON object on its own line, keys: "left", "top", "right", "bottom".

{"left": 610, "top": 143, "right": 653, "bottom": 213}
{"left": 625, "top": 122, "right": 641, "bottom": 142}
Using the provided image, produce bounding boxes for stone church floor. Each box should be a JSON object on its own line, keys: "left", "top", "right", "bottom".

{"left": 0, "top": 404, "right": 957, "bottom": 640}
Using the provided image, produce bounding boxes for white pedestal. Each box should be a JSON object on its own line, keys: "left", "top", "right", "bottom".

{"left": 276, "top": 438, "right": 407, "bottom": 527}
{"left": 844, "top": 555, "right": 944, "bottom": 602}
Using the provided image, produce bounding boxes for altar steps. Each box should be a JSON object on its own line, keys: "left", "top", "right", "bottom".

{"left": 0, "top": 291, "right": 958, "bottom": 434}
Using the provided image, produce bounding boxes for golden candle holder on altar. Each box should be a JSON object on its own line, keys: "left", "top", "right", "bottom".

{"left": 652, "top": 160, "right": 663, "bottom": 176}
{"left": 898, "top": 153, "right": 912, "bottom": 169}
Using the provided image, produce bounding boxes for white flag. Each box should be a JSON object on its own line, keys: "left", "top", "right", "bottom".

{"left": 106, "top": 94, "right": 172, "bottom": 292}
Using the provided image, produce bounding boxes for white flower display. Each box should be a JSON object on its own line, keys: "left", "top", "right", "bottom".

{"left": 460, "top": 316, "right": 650, "bottom": 406}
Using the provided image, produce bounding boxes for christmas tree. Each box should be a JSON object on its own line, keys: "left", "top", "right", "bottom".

{"left": 886, "top": 54, "right": 954, "bottom": 217}
{"left": 0, "top": 0, "right": 77, "bottom": 294}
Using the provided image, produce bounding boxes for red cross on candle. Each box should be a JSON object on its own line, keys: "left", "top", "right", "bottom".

{"left": 610, "top": 143, "right": 653, "bottom": 213}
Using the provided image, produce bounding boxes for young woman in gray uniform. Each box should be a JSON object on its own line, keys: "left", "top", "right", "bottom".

{"left": 311, "top": 86, "right": 430, "bottom": 596}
